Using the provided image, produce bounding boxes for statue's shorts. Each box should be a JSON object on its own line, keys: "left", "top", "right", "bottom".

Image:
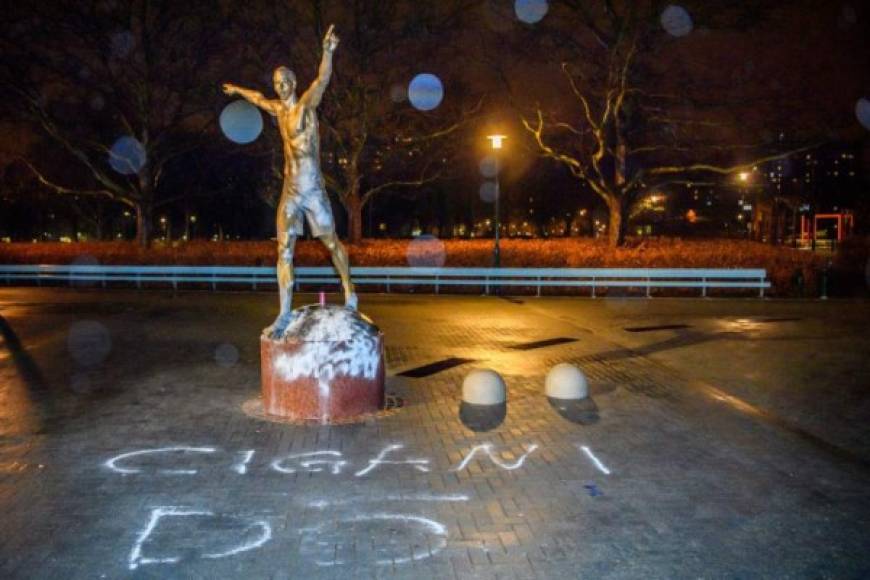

{"left": 277, "top": 188, "right": 335, "bottom": 239}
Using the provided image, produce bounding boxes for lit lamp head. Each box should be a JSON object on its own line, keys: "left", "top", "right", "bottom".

{"left": 487, "top": 134, "right": 507, "bottom": 150}
{"left": 738, "top": 171, "right": 750, "bottom": 182}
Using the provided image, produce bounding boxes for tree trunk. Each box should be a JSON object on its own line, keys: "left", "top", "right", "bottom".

{"left": 136, "top": 165, "right": 154, "bottom": 247}
{"left": 345, "top": 190, "right": 363, "bottom": 243}
{"left": 135, "top": 202, "right": 153, "bottom": 247}
{"left": 606, "top": 198, "right": 627, "bottom": 247}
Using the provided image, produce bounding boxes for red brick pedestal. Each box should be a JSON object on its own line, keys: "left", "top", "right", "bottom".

{"left": 259, "top": 305, "right": 385, "bottom": 422}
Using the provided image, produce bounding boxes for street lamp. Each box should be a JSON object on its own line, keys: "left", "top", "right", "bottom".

{"left": 486, "top": 134, "right": 506, "bottom": 267}
{"left": 736, "top": 171, "right": 752, "bottom": 238}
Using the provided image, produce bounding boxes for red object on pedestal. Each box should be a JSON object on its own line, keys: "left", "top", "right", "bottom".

{"left": 259, "top": 305, "right": 385, "bottom": 422}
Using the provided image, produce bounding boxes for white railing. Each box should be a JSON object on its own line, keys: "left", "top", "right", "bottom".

{"left": 0, "top": 265, "right": 771, "bottom": 297}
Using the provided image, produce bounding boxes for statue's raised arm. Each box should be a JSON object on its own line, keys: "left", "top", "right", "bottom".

{"left": 300, "top": 24, "right": 339, "bottom": 109}
{"left": 222, "top": 83, "right": 279, "bottom": 116}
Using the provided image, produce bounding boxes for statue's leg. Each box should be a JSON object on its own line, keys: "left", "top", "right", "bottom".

{"left": 277, "top": 233, "right": 297, "bottom": 318}
{"left": 320, "top": 233, "right": 357, "bottom": 309}
{"left": 305, "top": 190, "right": 357, "bottom": 309}
{"left": 266, "top": 195, "right": 301, "bottom": 338}
{"left": 264, "top": 232, "right": 297, "bottom": 338}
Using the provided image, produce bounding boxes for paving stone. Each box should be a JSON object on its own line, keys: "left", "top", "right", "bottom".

{"left": 0, "top": 290, "right": 868, "bottom": 578}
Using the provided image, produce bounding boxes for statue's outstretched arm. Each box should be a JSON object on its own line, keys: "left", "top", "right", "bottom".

{"left": 222, "top": 83, "right": 278, "bottom": 116}
{"left": 300, "top": 24, "right": 339, "bottom": 109}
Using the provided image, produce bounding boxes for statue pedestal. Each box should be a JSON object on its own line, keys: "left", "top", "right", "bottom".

{"left": 259, "top": 304, "right": 385, "bottom": 422}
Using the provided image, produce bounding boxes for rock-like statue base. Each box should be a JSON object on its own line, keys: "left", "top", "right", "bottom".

{"left": 259, "top": 304, "right": 385, "bottom": 423}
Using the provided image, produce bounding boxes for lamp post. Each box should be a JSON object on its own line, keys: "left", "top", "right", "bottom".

{"left": 486, "top": 134, "right": 506, "bottom": 267}
{"left": 738, "top": 171, "right": 751, "bottom": 239}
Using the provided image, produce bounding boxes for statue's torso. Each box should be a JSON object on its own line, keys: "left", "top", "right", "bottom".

{"left": 277, "top": 102, "right": 321, "bottom": 195}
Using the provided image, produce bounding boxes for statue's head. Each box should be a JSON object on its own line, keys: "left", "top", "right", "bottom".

{"left": 273, "top": 66, "right": 297, "bottom": 100}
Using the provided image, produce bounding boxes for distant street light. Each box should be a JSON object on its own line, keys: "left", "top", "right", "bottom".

{"left": 737, "top": 171, "right": 752, "bottom": 238}
{"left": 486, "top": 134, "right": 506, "bottom": 267}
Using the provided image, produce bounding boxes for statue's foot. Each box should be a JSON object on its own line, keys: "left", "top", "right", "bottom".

{"left": 344, "top": 293, "right": 358, "bottom": 311}
{"left": 264, "top": 312, "right": 294, "bottom": 339}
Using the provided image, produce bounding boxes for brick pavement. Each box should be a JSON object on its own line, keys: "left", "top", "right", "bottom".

{"left": 0, "top": 290, "right": 868, "bottom": 578}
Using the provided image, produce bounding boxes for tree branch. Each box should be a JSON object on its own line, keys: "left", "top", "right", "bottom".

{"left": 645, "top": 144, "right": 821, "bottom": 177}
{"left": 16, "top": 158, "right": 134, "bottom": 207}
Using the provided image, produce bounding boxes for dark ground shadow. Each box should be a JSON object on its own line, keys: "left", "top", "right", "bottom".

{"left": 576, "top": 329, "right": 743, "bottom": 364}
{"left": 0, "top": 314, "right": 49, "bottom": 392}
{"left": 547, "top": 396, "right": 599, "bottom": 425}
{"left": 459, "top": 401, "right": 507, "bottom": 432}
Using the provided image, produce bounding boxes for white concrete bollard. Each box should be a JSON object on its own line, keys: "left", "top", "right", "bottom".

{"left": 545, "top": 363, "right": 588, "bottom": 400}
{"left": 462, "top": 369, "right": 506, "bottom": 405}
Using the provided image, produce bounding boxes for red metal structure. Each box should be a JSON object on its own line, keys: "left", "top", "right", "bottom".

{"left": 800, "top": 211, "right": 854, "bottom": 245}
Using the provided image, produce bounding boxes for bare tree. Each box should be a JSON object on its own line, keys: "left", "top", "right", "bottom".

{"left": 511, "top": 1, "right": 854, "bottom": 246}
{"left": 0, "top": 1, "right": 227, "bottom": 245}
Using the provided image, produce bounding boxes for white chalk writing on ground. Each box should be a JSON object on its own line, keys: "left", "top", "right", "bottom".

{"left": 353, "top": 443, "right": 431, "bottom": 476}
{"left": 452, "top": 443, "right": 539, "bottom": 472}
{"left": 271, "top": 450, "right": 348, "bottom": 475}
{"left": 104, "top": 442, "right": 552, "bottom": 476}
{"left": 105, "top": 446, "right": 217, "bottom": 475}
{"left": 112, "top": 442, "right": 614, "bottom": 571}
{"left": 234, "top": 450, "right": 255, "bottom": 475}
{"left": 307, "top": 493, "right": 470, "bottom": 509}
{"left": 128, "top": 507, "right": 271, "bottom": 571}
{"left": 578, "top": 444, "right": 612, "bottom": 475}
{"left": 300, "top": 513, "right": 448, "bottom": 567}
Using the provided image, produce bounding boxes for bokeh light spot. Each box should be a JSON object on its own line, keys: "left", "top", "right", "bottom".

{"left": 70, "top": 373, "right": 93, "bottom": 394}
{"left": 479, "top": 181, "right": 498, "bottom": 203}
{"left": 110, "top": 31, "right": 134, "bottom": 59}
{"left": 68, "top": 321, "right": 112, "bottom": 368}
{"left": 214, "top": 342, "right": 240, "bottom": 368}
{"left": 856, "top": 98, "right": 870, "bottom": 131}
{"left": 406, "top": 234, "right": 446, "bottom": 267}
{"left": 220, "top": 100, "right": 264, "bottom": 144}
{"left": 408, "top": 74, "right": 444, "bottom": 112}
{"left": 108, "top": 136, "right": 146, "bottom": 175}
{"left": 660, "top": 5, "right": 693, "bottom": 37}
{"left": 71, "top": 254, "right": 100, "bottom": 287}
{"left": 90, "top": 94, "right": 105, "bottom": 111}
{"left": 838, "top": 4, "right": 857, "bottom": 29}
{"left": 479, "top": 155, "right": 499, "bottom": 178}
{"left": 515, "top": 0, "right": 548, "bottom": 24}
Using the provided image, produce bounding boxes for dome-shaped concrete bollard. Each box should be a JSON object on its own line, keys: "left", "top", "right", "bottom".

{"left": 462, "top": 369, "right": 506, "bottom": 405}
{"left": 545, "top": 363, "right": 588, "bottom": 400}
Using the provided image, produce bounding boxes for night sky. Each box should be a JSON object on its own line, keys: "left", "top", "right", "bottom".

{"left": 0, "top": 1, "right": 868, "bottom": 242}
